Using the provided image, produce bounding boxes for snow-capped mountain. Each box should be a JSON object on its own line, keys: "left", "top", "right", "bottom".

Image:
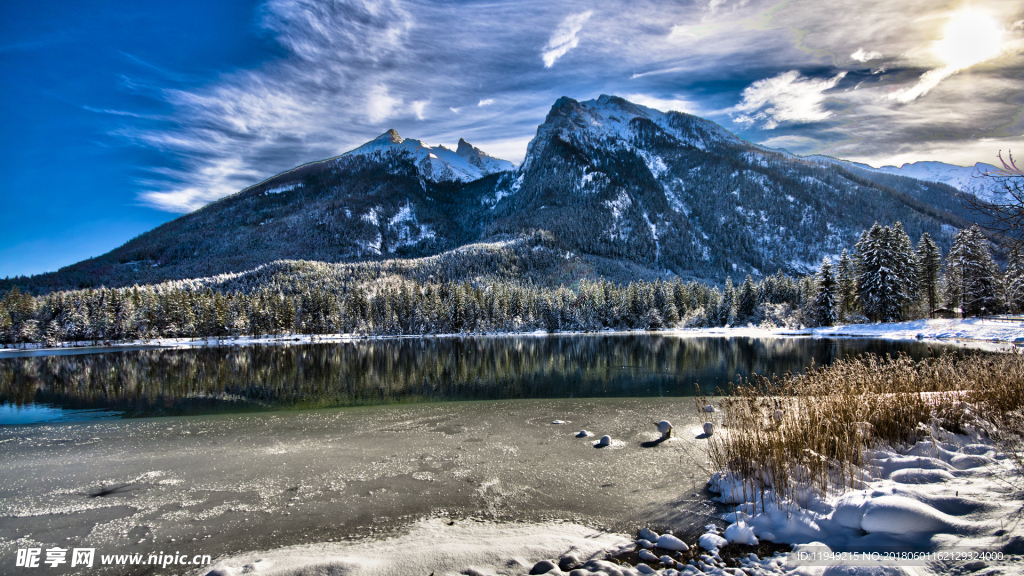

{"left": 17, "top": 95, "right": 986, "bottom": 292}
{"left": 807, "top": 156, "right": 1006, "bottom": 204}
{"left": 485, "top": 95, "right": 971, "bottom": 277}
{"left": 346, "top": 129, "right": 514, "bottom": 183}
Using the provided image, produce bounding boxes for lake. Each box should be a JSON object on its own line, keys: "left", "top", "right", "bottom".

{"left": 0, "top": 334, "right": 961, "bottom": 424}
{"left": 0, "top": 334, "right": 979, "bottom": 574}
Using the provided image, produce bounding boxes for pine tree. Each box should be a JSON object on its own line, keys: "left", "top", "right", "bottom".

{"left": 946, "top": 226, "right": 1001, "bottom": 316}
{"left": 1005, "top": 248, "right": 1024, "bottom": 314}
{"left": 915, "top": 233, "right": 942, "bottom": 317}
{"left": 836, "top": 249, "right": 857, "bottom": 320}
{"left": 814, "top": 258, "right": 838, "bottom": 326}
{"left": 891, "top": 222, "right": 918, "bottom": 319}
{"left": 736, "top": 275, "right": 757, "bottom": 324}
{"left": 855, "top": 222, "right": 914, "bottom": 322}
{"left": 720, "top": 277, "right": 736, "bottom": 326}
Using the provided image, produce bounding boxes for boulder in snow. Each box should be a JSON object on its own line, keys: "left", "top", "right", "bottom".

{"left": 698, "top": 533, "right": 728, "bottom": 551}
{"left": 595, "top": 435, "right": 612, "bottom": 448}
{"left": 656, "top": 534, "right": 689, "bottom": 551}
{"left": 703, "top": 422, "right": 714, "bottom": 437}
{"left": 656, "top": 420, "right": 673, "bottom": 438}
{"left": 529, "top": 559, "right": 558, "bottom": 574}
{"left": 724, "top": 521, "right": 758, "bottom": 546}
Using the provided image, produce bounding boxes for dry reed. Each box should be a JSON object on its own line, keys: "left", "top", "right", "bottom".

{"left": 697, "top": 350, "right": 1024, "bottom": 508}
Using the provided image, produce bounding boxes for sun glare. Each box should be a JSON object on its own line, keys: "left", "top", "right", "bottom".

{"left": 935, "top": 10, "right": 1004, "bottom": 69}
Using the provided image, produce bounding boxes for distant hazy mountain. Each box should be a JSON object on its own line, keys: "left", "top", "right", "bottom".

{"left": 7, "top": 96, "right": 984, "bottom": 293}
{"left": 806, "top": 155, "right": 1006, "bottom": 204}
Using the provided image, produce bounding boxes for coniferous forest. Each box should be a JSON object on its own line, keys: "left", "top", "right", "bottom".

{"left": 0, "top": 221, "right": 1017, "bottom": 348}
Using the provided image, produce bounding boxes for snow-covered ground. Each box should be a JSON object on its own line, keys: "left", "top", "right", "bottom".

{"left": 694, "top": 423, "right": 1024, "bottom": 576}
{"left": 4, "top": 318, "right": 1022, "bottom": 359}
{"left": 809, "top": 318, "right": 1024, "bottom": 346}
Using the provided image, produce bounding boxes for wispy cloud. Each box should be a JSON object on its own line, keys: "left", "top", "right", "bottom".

{"left": 542, "top": 10, "right": 592, "bottom": 68}
{"left": 120, "top": 0, "right": 1023, "bottom": 213}
{"left": 411, "top": 100, "right": 429, "bottom": 120}
{"left": 732, "top": 71, "right": 847, "bottom": 129}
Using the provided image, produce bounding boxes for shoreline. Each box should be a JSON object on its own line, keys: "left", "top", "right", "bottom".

{"left": 1, "top": 319, "right": 1018, "bottom": 358}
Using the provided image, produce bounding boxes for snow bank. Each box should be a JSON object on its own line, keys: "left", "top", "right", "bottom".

{"left": 199, "top": 517, "right": 631, "bottom": 576}
{"left": 811, "top": 317, "right": 1024, "bottom": 346}
{"left": 703, "top": 430, "right": 1015, "bottom": 571}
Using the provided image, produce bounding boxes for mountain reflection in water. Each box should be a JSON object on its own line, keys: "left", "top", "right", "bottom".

{"left": 0, "top": 334, "right": 956, "bottom": 419}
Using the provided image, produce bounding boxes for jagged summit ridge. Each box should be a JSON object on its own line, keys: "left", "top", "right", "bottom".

{"left": 521, "top": 95, "right": 734, "bottom": 173}
{"left": 345, "top": 130, "right": 513, "bottom": 183}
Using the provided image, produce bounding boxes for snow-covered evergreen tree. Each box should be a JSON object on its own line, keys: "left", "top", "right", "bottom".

{"left": 1004, "top": 248, "right": 1024, "bottom": 314}
{"left": 915, "top": 233, "right": 942, "bottom": 317}
{"left": 720, "top": 276, "right": 736, "bottom": 326}
{"left": 814, "top": 258, "right": 838, "bottom": 327}
{"left": 855, "top": 222, "right": 914, "bottom": 322}
{"left": 946, "top": 226, "right": 1001, "bottom": 316}
{"left": 736, "top": 275, "right": 757, "bottom": 324}
{"left": 836, "top": 249, "right": 857, "bottom": 320}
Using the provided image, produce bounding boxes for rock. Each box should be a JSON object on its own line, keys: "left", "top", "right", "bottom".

{"left": 637, "top": 538, "right": 654, "bottom": 549}
{"left": 529, "top": 559, "right": 558, "bottom": 574}
{"left": 575, "top": 430, "right": 592, "bottom": 438}
{"left": 704, "top": 404, "right": 716, "bottom": 413}
{"left": 636, "top": 564, "right": 656, "bottom": 574}
{"left": 656, "top": 534, "right": 689, "bottom": 551}
{"left": 596, "top": 435, "right": 612, "bottom": 448}
{"left": 703, "top": 422, "right": 714, "bottom": 437}
{"left": 660, "top": 555, "right": 674, "bottom": 565}
{"left": 552, "top": 420, "right": 566, "bottom": 425}
{"left": 639, "top": 527, "right": 659, "bottom": 541}
{"left": 639, "top": 549, "right": 659, "bottom": 562}
{"left": 773, "top": 409, "right": 784, "bottom": 423}
{"left": 699, "top": 533, "right": 728, "bottom": 551}
{"left": 656, "top": 420, "right": 673, "bottom": 438}
{"left": 558, "top": 554, "right": 581, "bottom": 572}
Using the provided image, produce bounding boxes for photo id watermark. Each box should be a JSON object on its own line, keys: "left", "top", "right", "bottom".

{"left": 15, "top": 548, "right": 211, "bottom": 569}
{"left": 789, "top": 544, "right": 1006, "bottom": 566}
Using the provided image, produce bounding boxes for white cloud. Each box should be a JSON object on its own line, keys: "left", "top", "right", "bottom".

{"left": 542, "top": 11, "right": 593, "bottom": 68}
{"left": 478, "top": 98, "right": 495, "bottom": 107}
{"left": 449, "top": 107, "right": 461, "bottom": 114}
{"left": 366, "top": 84, "right": 402, "bottom": 123}
{"left": 624, "top": 93, "right": 696, "bottom": 114}
{"left": 886, "top": 66, "right": 957, "bottom": 103}
{"left": 851, "top": 47, "right": 883, "bottom": 62}
{"left": 411, "top": 99, "right": 429, "bottom": 120}
{"left": 732, "top": 70, "right": 847, "bottom": 129}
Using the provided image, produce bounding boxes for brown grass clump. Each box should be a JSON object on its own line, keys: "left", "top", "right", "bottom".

{"left": 699, "top": 350, "right": 1024, "bottom": 508}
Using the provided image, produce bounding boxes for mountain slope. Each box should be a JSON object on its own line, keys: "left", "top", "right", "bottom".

{"left": 4, "top": 96, "right": 987, "bottom": 293}
{"left": 13, "top": 134, "right": 511, "bottom": 290}
{"left": 484, "top": 95, "right": 970, "bottom": 278}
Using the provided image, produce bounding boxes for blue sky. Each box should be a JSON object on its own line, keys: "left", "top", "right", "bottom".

{"left": 2, "top": 0, "right": 1023, "bottom": 278}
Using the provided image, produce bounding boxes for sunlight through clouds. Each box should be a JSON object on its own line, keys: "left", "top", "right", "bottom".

{"left": 888, "top": 10, "right": 1007, "bottom": 103}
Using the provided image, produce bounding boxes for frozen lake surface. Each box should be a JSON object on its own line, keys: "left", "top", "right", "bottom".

{"left": 3, "top": 398, "right": 714, "bottom": 575}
